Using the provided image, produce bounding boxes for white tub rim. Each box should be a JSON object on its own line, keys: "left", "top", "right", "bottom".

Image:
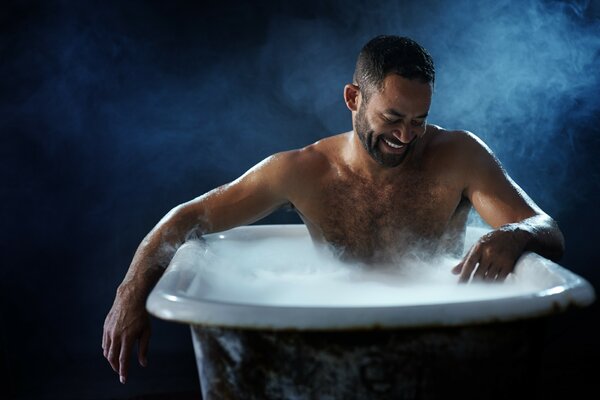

{"left": 146, "top": 224, "right": 596, "bottom": 330}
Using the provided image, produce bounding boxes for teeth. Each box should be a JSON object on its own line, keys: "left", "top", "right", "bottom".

{"left": 382, "top": 137, "right": 403, "bottom": 149}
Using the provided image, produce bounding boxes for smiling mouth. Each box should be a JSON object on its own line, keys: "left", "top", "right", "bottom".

{"left": 381, "top": 137, "right": 405, "bottom": 149}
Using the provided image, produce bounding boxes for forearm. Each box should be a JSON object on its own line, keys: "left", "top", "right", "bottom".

{"left": 503, "top": 214, "right": 565, "bottom": 262}
{"left": 118, "top": 203, "right": 208, "bottom": 304}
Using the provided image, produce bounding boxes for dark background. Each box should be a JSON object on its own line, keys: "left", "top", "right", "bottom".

{"left": 1, "top": 0, "right": 599, "bottom": 399}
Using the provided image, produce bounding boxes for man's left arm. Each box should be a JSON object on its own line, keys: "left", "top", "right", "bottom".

{"left": 452, "top": 132, "right": 565, "bottom": 282}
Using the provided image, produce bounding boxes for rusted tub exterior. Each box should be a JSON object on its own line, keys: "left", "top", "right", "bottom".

{"left": 191, "top": 321, "right": 546, "bottom": 399}
{"left": 147, "top": 225, "right": 595, "bottom": 400}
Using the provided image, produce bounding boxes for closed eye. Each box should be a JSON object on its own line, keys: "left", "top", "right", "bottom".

{"left": 383, "top": 117, "right": 401, "bottom": 124}
{"left": 383, "top": 116, "right": 426, "bottom": 127}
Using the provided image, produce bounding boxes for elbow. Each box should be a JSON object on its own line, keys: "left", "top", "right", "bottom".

{"left": 554, "top": 227, "right": 566, "bottom": 262}
{"left": 548, "top": 218, "right": 566, "bottom": 262}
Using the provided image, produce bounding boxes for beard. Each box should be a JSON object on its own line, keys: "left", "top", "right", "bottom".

{"left": 354, "top": 104, "right": 412, "bottom": 168}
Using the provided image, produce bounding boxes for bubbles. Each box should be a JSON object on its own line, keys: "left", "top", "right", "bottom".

{"left": 185, "top": 227, "right": 539, "bottom": 307}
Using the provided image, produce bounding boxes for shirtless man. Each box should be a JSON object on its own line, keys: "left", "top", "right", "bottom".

{"left": 102, "top": 35, "right": 565, "bottom": 384}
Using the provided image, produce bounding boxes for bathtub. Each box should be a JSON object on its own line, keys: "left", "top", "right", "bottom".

{"left": 146, "top": 224, "right": 595, "bottom": 400}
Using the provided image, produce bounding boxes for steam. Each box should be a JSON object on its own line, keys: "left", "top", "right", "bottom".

{"left": 4, "top": 0, "right": 598, "bottom": 377}
{"left": 255, "top": 0, "right": 600, "bottom": 213}
{"left": 6, "top": 0, "right": 598, "bottom": 231}
{"left": 424, "top": 0, "right": 600, "bottom": 211}
{"left": 184, "top": 226, "right": 538, "bottom": 307}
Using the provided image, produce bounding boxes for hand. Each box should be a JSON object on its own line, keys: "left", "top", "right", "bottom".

{"left": 102, "top": 287, "right": 151, "bottom": 384}
{"left": 452, "top": 226, "right": 528, "bottom": 283}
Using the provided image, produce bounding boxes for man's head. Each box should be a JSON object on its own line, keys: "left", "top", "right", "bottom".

{"left": 353, "top": 35, "right": 435, "bottom": 103}
{"left": 345, "top": 35, "right": 435, "bottom": 168}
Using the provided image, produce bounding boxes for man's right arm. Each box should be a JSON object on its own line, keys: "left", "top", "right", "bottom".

{"left": 102, "top": 151, "right": 295, "bottom": 384}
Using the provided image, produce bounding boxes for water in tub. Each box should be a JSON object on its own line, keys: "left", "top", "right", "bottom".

{"left": 184, "top": 226, "right": 539, "bottom": 307}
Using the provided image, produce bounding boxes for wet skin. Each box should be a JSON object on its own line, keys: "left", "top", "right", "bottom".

{"left": 102, "top": 74, "right": 565, "bottom": 383}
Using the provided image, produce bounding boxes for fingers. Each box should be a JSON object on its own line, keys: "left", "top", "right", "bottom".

{"left": 451, "top": 261, "right": 462, "bottom": 275}
{"left": 104, "top": 328, "right": 148, "bottom": 384}
{"left": 454, "top": 229, "right": 522, "bottom": 283}
{"left": 119, "top": 338, "right": 133, "bottom": 384}
{"left": 496, "top": 266, "right": 511, "bottom": 281}
{"left": 455, "top": 238, "right": 501, "bottom": 283}
{"left": 485, "top": 263, "right": 501, "bottom": 280}
{"left": 103, "top": 309, "right": 153, "bottom": 384}
{"left": 102, "top": 328, "right": 108, "bottom": 358}
{"left": 103, "top": 316, "right": 120, "bottom": 375}
{"left": 452, "top": 244, "right": 475, "bottom": 277}
{"left": 107, "top": 339, "right": 121, "bottom": 375}
{"left": 457, "top": 247, "right": 481, "bottom": 283}
{"left": 472, "top": 258, "right": 491, "bottom": 281}
{"left": 138, "top": 328, "right": 150, "bottom": 367}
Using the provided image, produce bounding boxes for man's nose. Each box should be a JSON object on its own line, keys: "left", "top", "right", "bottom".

{"left": 391, "top": 123, "right": 416, "bottom": 144}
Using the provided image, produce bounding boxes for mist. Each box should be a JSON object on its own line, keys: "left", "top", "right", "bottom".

{"left": 1, "top": 0, "right": 599, "bottom": 398}
{"left": 184, "top": 226, "right": 537, "bottom": 307}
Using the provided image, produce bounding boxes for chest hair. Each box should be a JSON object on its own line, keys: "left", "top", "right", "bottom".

{"left": 317, "top": 173, "right": 460, "bottom": 263}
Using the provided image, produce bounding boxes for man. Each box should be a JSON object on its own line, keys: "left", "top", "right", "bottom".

{"left": 103, "top": 35, "right": 565, "bottom": 384}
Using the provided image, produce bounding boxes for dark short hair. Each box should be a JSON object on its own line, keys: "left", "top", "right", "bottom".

{"left": 353, "top": 35, "right": 435, "bottom": 102}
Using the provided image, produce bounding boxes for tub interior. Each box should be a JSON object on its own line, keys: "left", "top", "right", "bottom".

{"left": 147, "top": 224, "right": 595, "bottom": 329}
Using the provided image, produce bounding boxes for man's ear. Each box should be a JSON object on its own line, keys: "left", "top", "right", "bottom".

{"left": 344, "top": 84, "right": 360, "bottom": 112}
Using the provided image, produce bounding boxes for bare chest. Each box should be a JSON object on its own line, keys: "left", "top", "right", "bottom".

{"left": 294, "top": 174, "right": 467, "bottom": 263}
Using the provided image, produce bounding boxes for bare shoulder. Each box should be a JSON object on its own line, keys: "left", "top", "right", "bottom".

{"left": 426, "top": 125, "right": 499, "bottom": 166}
{"left": 272, "top": 135, "right": 338, "bottom": 167}
{"left": 427, "top": 125, "right": 486, "bottom": 147}
{"left": 255, "top": 133, "right": 341, "bottom": 187}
